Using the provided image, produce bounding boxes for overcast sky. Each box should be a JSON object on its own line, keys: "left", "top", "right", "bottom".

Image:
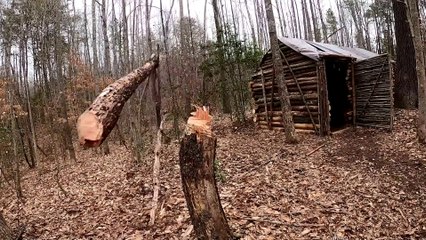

{"left": 76, "top": 0, "right": 337, "bottom": 41}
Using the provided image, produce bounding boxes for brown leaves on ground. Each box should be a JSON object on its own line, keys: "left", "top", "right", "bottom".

{"left": 1, "top": 110, "right": 426, "bottom": 239}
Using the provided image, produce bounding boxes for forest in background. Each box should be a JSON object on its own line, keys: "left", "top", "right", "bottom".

{"left": 0, "top": 0, "right": 426, "bottom": 239}
{"left": 1, "top": 0, "right": 425, "bottom": 170}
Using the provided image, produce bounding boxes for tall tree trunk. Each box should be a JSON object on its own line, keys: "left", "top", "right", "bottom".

{"left": 111, "top": 0, "right": 120, "bottom": 77}
{"left": 407, "top": 0, "right": 426, "bottom": 142}
{"left": 212, "top": 0, "right": 231, "bottom": 113}
{"left": 92, "top": 0, "right": 99, "bottom": 75}
{"left": 317, "top": 0, "right": 328, "bottom": 42}
{"left": 101, "top": 0, "right": 112, "bottom": 76}
{"left": 179, "top": 0, "right": 191, "bottom": 115}
{"left": 302, "top": 0, "right": 313, "bottom": 40}
{"left": 55, "top": 16, "right": 77, "bottom": 161}
{"left": 83, "top": 0, "right": 92, "bottom": 65}
{"left": 264, "top": 0, "right": 298, "bottom": 143}
{"left": 9, "top": 90, "right": 23, "bottom": 199}
{"left": 309, "top": 0, "right": 320, "bottom": 41}
{"left": 20, "top": 34, "right": 37, "bottom": 168}
{"left": 393, "top": 0, "right": 418, "bottom": 109}
{"left": 290, "top": 0, "right": 299, "bottom": 38}
{"left": 245, "top": 0, "right": 257, "bottom": 44}
{"left": 122, "top": 0, "right": 130, "bottom": 73}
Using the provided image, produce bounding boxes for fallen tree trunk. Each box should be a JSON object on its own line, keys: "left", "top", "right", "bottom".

{"left": 179, "top": 107, "right": 234, "bottom": 240}
{"left": 77, "top": 55, "right": 159, "bottom": 147}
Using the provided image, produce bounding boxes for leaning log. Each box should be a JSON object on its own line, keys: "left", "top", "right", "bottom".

{"left": 179, "top": 106, "right": 234, "bottom": 240}
{"left": 77, "top": 55, "right": 159, "bottom": 147}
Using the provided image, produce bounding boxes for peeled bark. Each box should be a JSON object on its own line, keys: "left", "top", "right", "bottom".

{"left": 77, "top": 55, "right": 159, "bottom": 147}
{"left": 179, "top": 107, "right": 234, "bottom": 240}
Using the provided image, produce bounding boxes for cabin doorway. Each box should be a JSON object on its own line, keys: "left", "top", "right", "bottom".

{"left": 325, "top": 59, "right": 352, "bottom": 131}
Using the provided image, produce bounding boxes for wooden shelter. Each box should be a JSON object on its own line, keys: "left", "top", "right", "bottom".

{"left": 250, "top": 37, "right": 394, "bottom": 136}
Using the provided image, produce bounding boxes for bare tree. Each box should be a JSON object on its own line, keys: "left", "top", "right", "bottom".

{"left": 264, "top": 0, "right": 298, "bottom": 143}
{"left": 406, "top": 0, "right": 426, "bottom": 142}
{"left": 101, "top": 0, "right": 111, "bottom": 77}
{"left": 212, "top": 0, "right": 231, "bottom": 113}
{"left": 393, "top": 0, "right": 418, "bottom": 109}
{"left": 92, "top": 0, "right": 99, "bottom": 74}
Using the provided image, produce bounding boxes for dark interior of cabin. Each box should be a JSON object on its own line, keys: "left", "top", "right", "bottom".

{"left": 325, "top": 59, "right": 352, "bottom": 131}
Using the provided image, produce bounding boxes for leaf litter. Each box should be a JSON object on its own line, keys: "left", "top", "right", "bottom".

{"left": 0, "top": 109, "right": 425, "bottom": 239}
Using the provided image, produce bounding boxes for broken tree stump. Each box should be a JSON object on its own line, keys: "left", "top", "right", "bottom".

{"left": 77, "top": 55, "right": 159, "bottom": 147}
{"left": 179, "top": 107, "right": 234, "bottom": 240}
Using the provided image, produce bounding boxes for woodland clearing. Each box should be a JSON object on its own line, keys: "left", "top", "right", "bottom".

{"left": 0, "top": 109, "right": 425, "bottom": 239}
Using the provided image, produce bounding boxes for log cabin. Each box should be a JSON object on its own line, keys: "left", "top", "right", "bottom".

{"left": 250, "top": 37, "right": 394, "bottom": 136}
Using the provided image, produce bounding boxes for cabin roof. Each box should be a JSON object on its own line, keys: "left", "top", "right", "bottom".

{"left": 277, "top": 37, "right": 379, "bottom": 62}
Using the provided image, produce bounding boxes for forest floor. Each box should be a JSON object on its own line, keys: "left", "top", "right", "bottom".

{"left": 1, "top": 109, "right": 426, "bottom": 239}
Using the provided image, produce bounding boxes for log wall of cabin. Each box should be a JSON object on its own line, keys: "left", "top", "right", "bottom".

{"left": 354, "top": 55, "right": 393, "bottom": 128}
{"left": 250, "top": 44, "right": 319, "bottom": 133}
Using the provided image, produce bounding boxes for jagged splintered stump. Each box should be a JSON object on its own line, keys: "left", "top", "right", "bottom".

{"left": 179, "top": 107, "right": 234, "bottom": 240}
{"left": 77, "top": 55, "right": 159, "bottom": 147}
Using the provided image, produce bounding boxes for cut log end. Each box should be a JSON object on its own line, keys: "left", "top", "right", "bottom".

{"left": 77, "top": 111, "right": 103, "bottom": 147}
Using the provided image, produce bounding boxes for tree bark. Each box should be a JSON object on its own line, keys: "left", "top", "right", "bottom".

{"left": 264, "top": 0, "right": 298, "bottom": 143}
{"left": 101, "top": 0, "right": 112, "bottom": 76}
{"left": 406, "top": 0, "right": 426, "bottom": 142}
{"left": 77, "top": 55, "right": 159, "bottom": 147}
{"left": 212, "top": 0, "right": 231, "bottom": 114}
{"left": 179, "top": 134, "right": 233, "bottom": 240}
{"left": 393, "top": 0, "right": 418, "bottom": 109}
{"left": 317, "top": 0, "right": 328, "bottom": 42}
{"left": 179, "top": 107, "right": 233, "bottom": 240}
{"left": 92, "top": 0, "right": 99, "bottom": 74}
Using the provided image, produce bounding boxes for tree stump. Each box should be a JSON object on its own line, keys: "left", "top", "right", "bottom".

{"left": 179, "top": 107, "right": 234, "bottom": 240}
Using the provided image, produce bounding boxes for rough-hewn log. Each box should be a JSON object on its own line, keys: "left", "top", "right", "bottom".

{"left": 77, "top": 55, "right": 159, "bottom": 147}
{"left": 179, "top": 107, "right": 234, "bottom": 240}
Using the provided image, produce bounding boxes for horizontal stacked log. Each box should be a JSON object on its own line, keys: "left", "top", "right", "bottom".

{"left": 354, "top": 54, "right": 393, "bottom": 128}
{"left": 250, "top": 44, "right": 319, "bottom": 132}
